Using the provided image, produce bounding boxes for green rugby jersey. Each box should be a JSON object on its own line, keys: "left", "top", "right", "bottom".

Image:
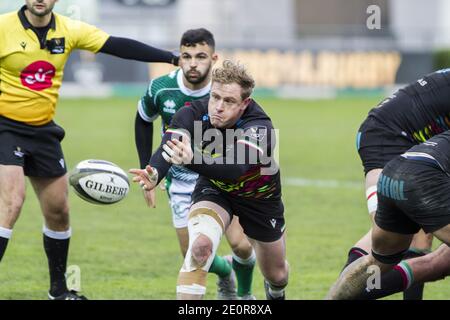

{"left": 138, "top": 68, "right": 210, "bottom": 182}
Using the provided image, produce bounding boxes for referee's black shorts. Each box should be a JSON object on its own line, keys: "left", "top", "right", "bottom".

{"left": 0, "top": 115, "right": 67, "bottom": 177}
{"left": 192, "top": 176, "right": 286, "bottom": 243}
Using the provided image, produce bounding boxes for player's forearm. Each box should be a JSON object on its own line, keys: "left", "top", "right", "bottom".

{"left": 134, "top": 112, "right": 153, "bottom": 169}
{"left": 99, "top": 36, "right": 178, "bottom": 65}
{"left": 149, "top": 133, "right": 173, "bottom": 184}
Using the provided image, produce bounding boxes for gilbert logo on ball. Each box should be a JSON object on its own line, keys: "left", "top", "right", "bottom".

{"left": 21, "top": 60, "right": 56, "bottom": 91}
{"left": 69, "top": 159, "right": 130, "bottom": 205}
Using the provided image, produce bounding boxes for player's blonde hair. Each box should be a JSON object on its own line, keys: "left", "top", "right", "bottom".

{"left": 212, "top": 60, "right": 255, "bottom": 100}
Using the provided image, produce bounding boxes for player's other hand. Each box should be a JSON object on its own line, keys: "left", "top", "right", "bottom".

{"left": 129, "top": 165, "right": 159, "bottom": 204}
{"left": 162, "top": 135, "right": 193, "bottom": 165}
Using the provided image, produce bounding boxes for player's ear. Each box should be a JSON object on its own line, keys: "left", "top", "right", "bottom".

{"left": 241, "top": 97, "right": 251, "bottom": 110}
{"left": 211, "top": 53, "right": 219, "bottom": 66}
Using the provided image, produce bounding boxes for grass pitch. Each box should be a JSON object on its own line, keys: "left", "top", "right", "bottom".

{"left": 0, "top": 96, "right": 448, "bottom": 299}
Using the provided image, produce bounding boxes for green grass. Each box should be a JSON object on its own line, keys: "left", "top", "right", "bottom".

{"left": 1, "top": 96, "right": 449, "bottom": 300}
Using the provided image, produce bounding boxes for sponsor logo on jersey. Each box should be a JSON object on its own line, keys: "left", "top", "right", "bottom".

{"left": 20, "top": 61, "right": 56, "bottom": 91}
{"left": 46, "top": 37, "right": 65, "bottom": 55}
{"left": 163, "top": 100, "right": 177, "bottom": 114}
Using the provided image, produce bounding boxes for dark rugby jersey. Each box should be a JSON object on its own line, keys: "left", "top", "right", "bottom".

{"left": 150, "top": 97, "right": 281, "bottom": 200}
{"left": 406, "top": 130, "right": 450, "bottom": 175}
{"left": 368, "top": 69, "right": 450, "bottom": 143}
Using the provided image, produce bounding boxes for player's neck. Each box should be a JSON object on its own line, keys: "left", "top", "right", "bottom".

{"left": 182, "top": 75, "right": 211, "bottom": 91}
{"left": 25, "top": 9, "right": 52, "bottom": 28}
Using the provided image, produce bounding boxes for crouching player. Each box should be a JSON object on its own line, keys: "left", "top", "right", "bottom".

{"left": 327, "top": 130, "right": 450, "bottom": 299}
{"left": 130, "top": 60, "right": 289, "bottom": 300}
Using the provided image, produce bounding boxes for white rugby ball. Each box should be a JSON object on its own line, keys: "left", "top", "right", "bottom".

{"left": 69, "top": 159, "right": 130, "bottom": 205}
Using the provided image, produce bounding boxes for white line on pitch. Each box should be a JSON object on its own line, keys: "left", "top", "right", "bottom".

{"left": 283, "top": 177, "right": 362, "bottom": 189}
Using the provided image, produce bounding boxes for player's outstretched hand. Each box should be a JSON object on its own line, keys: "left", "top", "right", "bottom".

{"left": 129, "top": 166, "right": 159, "bottom": 208}
{"left": 162, "top": 135, "right": 193, "bottom": 165}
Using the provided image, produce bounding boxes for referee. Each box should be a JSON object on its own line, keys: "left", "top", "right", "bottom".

{"left": 0, "top": 0, "right": 179, "bottom": 300}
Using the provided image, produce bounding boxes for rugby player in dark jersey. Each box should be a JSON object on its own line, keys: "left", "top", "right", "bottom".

{"left": 339, "top": 68, "right": 450, "bottom": 299}
{"left": 327, "top": 130, "right": 450, "bottom": 299}
{"left": 130, "top": 60, "right": 288, "bottom": 300}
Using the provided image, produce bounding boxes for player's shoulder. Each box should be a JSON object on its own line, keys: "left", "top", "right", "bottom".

{"left": 150, "top": 69, "right": 180, "bottom": 91}
{"left": 0, "top": 11, "right": 18, "bottom": 27}
{"left": 53, "top": 13, "right": 97, "bottom": 33}
{"left": 240, "top": 100, "right": 272, "bottom": 127}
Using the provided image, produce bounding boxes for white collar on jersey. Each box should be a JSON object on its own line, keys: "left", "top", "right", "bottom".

{"left": 176, "top": 69, "right": 211, "bottom": 97}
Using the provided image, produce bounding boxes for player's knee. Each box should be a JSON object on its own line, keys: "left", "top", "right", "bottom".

{"left": 191, "top": 234, "right": 213, "bottom": 266}
{"left": 44, "top": 203, "right": 70, "bottom": 229}
{"left": 229, "top": 238, "right": 253, "bottom": 259}
{"left": 0, "top": 193, "right": 26, "bottom": 227}
{"left": 264, "top": 260, "right": 289, "bottom": 287}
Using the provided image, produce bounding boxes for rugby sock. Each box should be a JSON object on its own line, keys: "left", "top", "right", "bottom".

{"left": 209, "top": 255, "right": 232, "bottom": 278}
{"left": 43, "top": 226, "right": 71, "bottom": 297}
{"left": 342, "top": 247, "right": 368, "bottom": 272}
{"left": 0, "top": 227, "right": 13, "bottom": 262}
{"left": 356, "top": 260, "right": 414, "bottom": 299}
{"left": 402, "top": 249, "right": 427, "bottom": 300}
{"left": 265, "top": 280, "right": 287, "bottom": 299}
{"left": 232, "top": 250, "right": 256, "bottom": 297}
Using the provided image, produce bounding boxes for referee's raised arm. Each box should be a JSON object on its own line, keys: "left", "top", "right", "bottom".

{"left": 98, "top": 36, "right": 179, "bottom": 66}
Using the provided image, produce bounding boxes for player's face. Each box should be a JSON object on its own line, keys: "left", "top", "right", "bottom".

{"left": 180, "top": 43, "right": 217, "bottom": 85}
{"left": 25, "top": 0, "right": 58, "bottom": 17}
{"left": 208, "top": 82, "right": 250, "bottom": 129}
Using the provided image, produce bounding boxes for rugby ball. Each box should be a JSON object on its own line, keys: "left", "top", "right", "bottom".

{"left": 69, "top": 159, "right": 130, "bottom": 205}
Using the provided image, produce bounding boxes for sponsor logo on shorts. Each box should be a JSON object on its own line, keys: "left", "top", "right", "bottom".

{"left": 270, "top": 219, "right": 277, "bottom": 228}
{"left": 377, "top": 173, "right": 407, "bottom": 200}
{"left": 59, "top": 158, "right": 65, "bottom": 169}
{"left": 14, "top": 147, "right": 24, "bottom": 158}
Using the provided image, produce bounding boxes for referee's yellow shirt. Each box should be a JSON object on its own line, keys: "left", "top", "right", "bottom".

{"left": 0, "top": 7, "right": 110, "bottom": 125}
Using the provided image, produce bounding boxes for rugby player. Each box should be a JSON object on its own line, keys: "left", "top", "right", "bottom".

{"left": 134, "top": 28, "right": 256, "bottom": 300}
{"left": 340, "top": 69, "right": 450, "bottom": 299}
{"left": 327, "top": 129, "right": 450, "bottom": 299}
{"left": 130, "top": 60, "right": 289, "bottom": 300}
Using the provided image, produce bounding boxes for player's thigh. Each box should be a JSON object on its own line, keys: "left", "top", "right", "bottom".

{"left": 225, "top": 216, "right": 252, "bottom": 257}
{"left": 372, "top": 222, "right": 413, "bottom": 255}
{"left": 191, "top": 177, "right": 233, "bottom": 228}
{"left": 167, "top": 178, "right": 196, "bottom": 228}
{"left": 29, "top": 174, "right": 69, "bottom": 217}
{"left": 249, "top": 234, "right": 287, "bottom": 278}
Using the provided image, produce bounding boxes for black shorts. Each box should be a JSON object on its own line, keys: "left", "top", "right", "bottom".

{"left": 357, "top": 116, "right": 415, "bottom": 175}
{"left": 0, "top": 116, "right": 67, "bottom": 177}
{"left": 192, "top": 177, "right": 285, "bottom": 242}
{"left": 375, "top": 156, "right": 450, "bottom": 234}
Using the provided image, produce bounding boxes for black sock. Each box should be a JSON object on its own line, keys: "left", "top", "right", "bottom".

{"left": 44, "top": 234, "right": 70, "bottom": 297}
{"left": 402, "top": 250, "right": 426, "bottom": 300}
{"left": 342, "top": 247, "right": 368, "bottom": 272}
{"left": 356, "top": 266, "right": 407, "bottom": 299}
{"left": 0, "top": 237, "right": 9, "bottom": 262}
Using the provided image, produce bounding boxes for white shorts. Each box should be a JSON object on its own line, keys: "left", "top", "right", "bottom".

{"left": 167, "top": 178, "right": 196, "bottom": 228}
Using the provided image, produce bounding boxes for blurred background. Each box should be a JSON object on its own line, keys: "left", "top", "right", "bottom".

{"left": 1, "top": 0, "right": 449, "bottom": 300}
{"left": 3, "top": 0, "right": 450, "bottom": 98}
